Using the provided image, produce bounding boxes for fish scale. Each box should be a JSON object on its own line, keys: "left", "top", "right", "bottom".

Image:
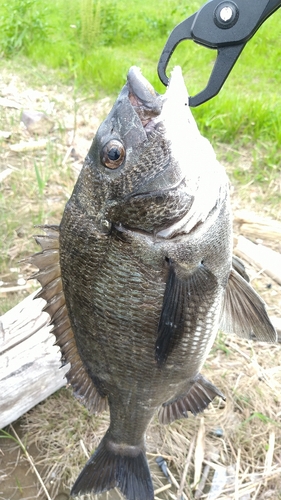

{"left": 85, "top": 258, "right": 162, "bottom": 378}
{"left": 31, "top": 66, "right": 276, "bottom": 500}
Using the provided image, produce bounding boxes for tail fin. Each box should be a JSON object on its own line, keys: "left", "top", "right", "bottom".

{"left": 71, "top": 432, "right": 154, "bottom": 500}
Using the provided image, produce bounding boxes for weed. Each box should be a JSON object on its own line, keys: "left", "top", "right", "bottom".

{"left": 0, "top": 0, "right": 49, "bottom": 57}
{"left": 34, "top": 162, "right": 46, "bottom": 196}
{"left": 243, "top": 412, "right": 279, "bottom": 426}
{"left": 80, "top": 0, "right": 101, "bottom": 48}
{"left": 230, "top": 139, "right": 281, "bottom": 189}
{"left": 15, "top": 477, "right": 23, "bottom": 494}
{"left": 1, "top": 0, "right": 280, "bottom": 162}
{"left": 211, "top": 332, "right": 231, "bottom": 356}
{"left": 0, "top": 428, "right": 19, "bottom": 443}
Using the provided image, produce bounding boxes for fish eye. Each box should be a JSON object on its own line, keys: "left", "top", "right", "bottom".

{"left": 101, "top": 140, "right": 125, "bottom": 169}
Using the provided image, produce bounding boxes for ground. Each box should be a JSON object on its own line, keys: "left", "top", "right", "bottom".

{"left": 0, "top": 60, "right": 280, "bottom": 500}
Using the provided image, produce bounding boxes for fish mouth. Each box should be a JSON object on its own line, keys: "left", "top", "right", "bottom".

{"left": 127, "top": 67, "right": 163, "bottom": 128}
{"left": 122, "top": 66, "right": 204, "bottom": 237}
{"left": 126, "top": 66, "right": 194, "bottom": 197}
{"left": 127, "top": 66, "right": 195, "bottom": 133}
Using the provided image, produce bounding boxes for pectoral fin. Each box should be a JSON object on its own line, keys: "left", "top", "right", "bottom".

{"left": 220, "top": 268, "right": 277, "bottom": 342}
{"left": 155, "top": 259, "right": 217, "bottom": 366}
{"left": 158, "top": 374, "right": 225, "bottom": 425}
{"left": 155, "top": 260, "right": 185, "bottom": 366}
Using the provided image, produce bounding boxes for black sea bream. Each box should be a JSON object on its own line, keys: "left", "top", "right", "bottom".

{"left": 32, "top": 66, "right": 276, "bottom": 500}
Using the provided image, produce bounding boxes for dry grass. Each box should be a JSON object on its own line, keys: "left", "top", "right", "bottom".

{"left": 217, "top": 143, "right": 281, "bottom": 223}
{"left": 1, "top": 62, "right": 281, "bottom": 500}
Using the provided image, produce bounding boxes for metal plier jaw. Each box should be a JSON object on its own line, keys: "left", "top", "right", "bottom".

{"left": 158, "top": 0, "right": 281, "bottom": 107}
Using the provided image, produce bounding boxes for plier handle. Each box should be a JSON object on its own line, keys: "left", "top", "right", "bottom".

{"left": 158, "top": 0, "right": 281, "bottom": 106}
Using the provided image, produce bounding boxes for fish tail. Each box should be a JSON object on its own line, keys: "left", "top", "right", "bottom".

{"left": 71, "top": 431, "right": 154, "bottom": 500}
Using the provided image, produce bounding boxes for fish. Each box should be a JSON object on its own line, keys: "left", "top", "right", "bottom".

{"left": 31, "top": 66, "right": 277, "bottom": 500}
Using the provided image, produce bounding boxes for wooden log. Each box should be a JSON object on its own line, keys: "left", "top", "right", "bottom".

{"left": 235, "top": 210, "right": 281, "bottom": 244}
{"left": 235, "top": 235, "right": 281, "bottom": 285}
{"left": 0, "top": 290, "right": 69, "bottom": 429}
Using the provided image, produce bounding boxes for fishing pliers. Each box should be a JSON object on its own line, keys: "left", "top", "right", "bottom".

{"left": 158, "top": 0, "right": 281, "bottom": 106}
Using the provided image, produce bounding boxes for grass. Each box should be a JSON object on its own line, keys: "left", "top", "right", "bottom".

{"left": 0, "top": 0, "right": 281, "bottom": 142}
{"left": 0, "top": 135, "right": 71, "bottom": 269}
{"left": 0, "top": 57, "right": 114, "bottom": 314}
{"left": 0, "top": 4, "right": 280, "bottom": 498}
{"left": 0, "top": 0, "right": 280, "bottom": 193}
{"left": 0, "top": 61, "right": 72, "bottom": 311}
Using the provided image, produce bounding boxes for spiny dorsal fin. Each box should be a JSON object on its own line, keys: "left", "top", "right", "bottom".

{"left": 31, "top": 225, "right": 108, "bottom": 414}
{"left": 220, "top": 267, "right": 277, "bottom": 342}
{"left": 158, "top": 373, "right": 225, "bottom": 425}
{"left": 155, "top": 258, "right": 217, "bottom": 366}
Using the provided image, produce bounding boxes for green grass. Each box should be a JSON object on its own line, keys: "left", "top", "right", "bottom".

{"left": 0, "top": 0, "right": 280, "bottom": 188}
{"left": 0, "top": 2, "right": 280, "bottom": 100}
{"left": 0, "top": 0, "right": 280, "bottom": 161}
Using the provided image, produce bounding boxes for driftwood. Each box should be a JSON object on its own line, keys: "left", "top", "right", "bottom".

{"left": 0, "top": 291, "right": 68, "bottom": 429}
{"left": 235, "top": 235, "right": 281, "bottom": 285}
{"left": 9, "top": 139, "right": 49, "bottom": 152}
{"left": 235, "top": 210, "right": 281, "bottom": 244}
{"left": 0, "top": 131, "right": 11, "bottom": 140}
{"left": 0, "top": 96, "right": 21, "bottom": 109}
{"left": 0, "top": 167, "right": 14, "bottom": 183}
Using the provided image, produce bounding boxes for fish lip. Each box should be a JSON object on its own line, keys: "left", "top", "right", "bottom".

{"left": 127, "top": 66, "right": 160, "bottom": 107}
{"left": 127, "top": 66, "right": 163, "bottom": 123}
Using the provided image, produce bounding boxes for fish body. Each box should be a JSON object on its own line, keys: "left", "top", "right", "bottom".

{"left": 33, "top": 67, "right": 276, "bottom": 500}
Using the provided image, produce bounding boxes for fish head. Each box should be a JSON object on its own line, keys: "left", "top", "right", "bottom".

{"left": 72, "top": 66, "right": 227, "bottom": 235}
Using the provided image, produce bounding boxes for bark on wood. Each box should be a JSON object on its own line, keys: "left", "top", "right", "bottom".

{"left": 235, "top": 235, "right": 281, "bottom": 285}
{"left": 0, "top": 290, "right": 68, "bottom": 430}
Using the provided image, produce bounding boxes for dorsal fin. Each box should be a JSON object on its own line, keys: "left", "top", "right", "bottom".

{"left": 31, "top": 225, "right": 108, "bottom": 414}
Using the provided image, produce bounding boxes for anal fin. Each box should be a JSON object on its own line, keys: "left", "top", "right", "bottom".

{"left": 158, "top": 374, "right": 225, "bottom": 425}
